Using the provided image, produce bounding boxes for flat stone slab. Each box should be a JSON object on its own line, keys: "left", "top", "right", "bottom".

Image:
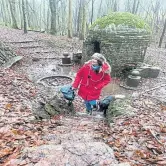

{"left": 3, "top": 56, "right": 23, "bottom": 68}
{"left": 23, "top": 142, "right": 117, "bottom": 166}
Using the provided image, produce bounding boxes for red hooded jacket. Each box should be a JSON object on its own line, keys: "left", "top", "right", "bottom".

{"left": 72, "top": 61, "right": 111, "bottom": 100}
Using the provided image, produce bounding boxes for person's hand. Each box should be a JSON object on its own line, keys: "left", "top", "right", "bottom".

{"left": 71, "top": 87, "right": 77, "bottom": 91}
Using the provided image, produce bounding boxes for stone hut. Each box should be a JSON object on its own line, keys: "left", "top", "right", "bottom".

{"left": 83, "top": 12, "right": 151, "bottom": 76}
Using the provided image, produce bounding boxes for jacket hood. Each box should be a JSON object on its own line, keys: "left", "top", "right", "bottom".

{"left": 85, "top": 60, "right": 111, "bottom": 74}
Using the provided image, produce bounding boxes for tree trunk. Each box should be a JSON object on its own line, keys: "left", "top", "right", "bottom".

{"left": 91, "top": 0, "right": 95, "bottom": 24}
{"left": 0, "top": 0, "right": 6, "bottom": 25}
{"left": 43, "top": 0, "right": 46, "bottom": 31}
{"left": 79, "top": 0, "right": 86, "bottom": 40}
{"left": 47, "top": 3, "right": 50, "bottom": 33}
{"left": 68, "top": 0, "right": 72, "bottom": 38}
{"left": 113, "top": 0, "right": 118, "bottom": 12}
{"left": 25, "top": 0, "right": 31, "bottom": 28}
{"left": 61, "top": 0, "right": 67, "bottom": 36}
{"left": 77, "top": 0, "right": 82, "bottom": 36}
{"left": 1, "top": 0, "right": 8, "bottom": 26}
{"left": 8, "top": 0, "right": 18, "bottom": 29}
{"left": 132, "top": 0, "right": 140, "bottom": 14}
{"left": 97, "top": 0, "right": 102, "bottom": 17}
{"left": 22, "top": 0, "right": 27, "bottom": 33}
{"left": 18, "top": 0, "right": 23, "bottom": 29}
{"left": 49, "top": 0, "right": 57, "bottom": 35}
{"left": 158, "top": 19, "right": 166, "bottom": 48}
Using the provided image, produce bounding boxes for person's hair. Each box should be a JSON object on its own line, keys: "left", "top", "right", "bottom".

{"left": 91, "top": 53, "right": 106, "bottom": 63}
{"left": 97, "top": 60, "right": 103, "bottom": 66}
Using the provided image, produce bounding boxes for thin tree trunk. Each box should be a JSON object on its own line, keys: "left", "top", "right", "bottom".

{"left": 132, "top": 0, "right": 137, "bottom": 14}
{"left": 39, "top": 2, "right": 42, "bottom": 31}
{"left": 43, "top": 0, "right": 46, "bottom": 31}
{"left": 19, "top": 0, "right": 23, "bottom": 29}
{"left": 61, "top": 0, "right": 66, "bottom": 36}
{"left": 91, "top": 0, "right": 94, "bottom": 24}
{"left": 135, "top": 0, "right": 140, "bottom": 14}
{"left": 22, "top": 0, "right": 27, "bottom": 33}
{"left": 47, "top": 4, "right": 50, "bottom": 33}
{"left": 25, "top": 0, "right": 31, "bottom": 28}
{"left": 8, "top": 0, "right": 18, "bottom": 29}
{"left": 79, "top": 0, "right": 86, "bottom": 40}
{"left": 158, "top": 19, "right": 166, "bottom": 48}
{"left": 2, "top": 0, "right": 9, "bottom": 26}
{"left": 1, "top": 0, "right": 6, "bottom": 25}
{"left": 77, "top": 0, "right": 82, "bottom": 36}
{"left": 49, "top": 0, "right": 57, "bottom": 35}
{"left": 68, "top": 0, "right": 72, "bottom": 38}
{"left": 113, "top": 0, "right": 118, "bottom": 12}
{"left": 97, "top": 0, "right": 102, "bottom": 17}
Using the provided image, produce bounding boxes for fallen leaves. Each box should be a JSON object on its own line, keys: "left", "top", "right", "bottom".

{"left": 5, "top": 103, "right": 12, "bottom": 110}
{"left": 98, "top": 100, "right": 166, "bottom": 166}
{"left": 0, "top": 69, "right": 62, "bottom": 165}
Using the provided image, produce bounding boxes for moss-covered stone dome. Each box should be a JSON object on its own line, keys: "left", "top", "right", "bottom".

{"left": 83, "top": 12, "right": 151, "bottom": 76}
{"left": 90, "top": 12, "right": 151, "bottom": 32}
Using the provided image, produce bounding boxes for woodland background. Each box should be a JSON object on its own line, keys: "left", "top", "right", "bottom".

{"left": 0, "top": 0, "right": 166, "bottom": 47}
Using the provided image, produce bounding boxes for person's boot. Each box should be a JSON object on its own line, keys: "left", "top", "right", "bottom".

{"left": 86, "top": 109, "right": 92, "bottom": 115}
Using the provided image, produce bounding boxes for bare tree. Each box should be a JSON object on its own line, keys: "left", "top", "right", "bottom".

{"left": 8, "top": 0, "right": 18, "bottom": 29}
{"left": 77, "top": 0, "right": 82, "bottom": 36}
{"left": 125, "top": 0, "right": 140, "bottom": 14}
{"left": 158, "top": 19, "right": 166, "bottom": 48}
{"left": 132, "top": 0, "right": 140, "bottom": 14}
{"left": 79, "top": 0, "right": 86, "bottom": 40}
{"left": 0, "top": 0, "right": 7, "bottom": 25}
{"left": 151, "top": 0, "right": 161, "bottom": 32}
{"left": 90, "top": 0, "right": 95, "bottom": 24}
{"left": 22, "top": 0, "right": 27, "bottom": 33}
{"left": 113, "top": 0, "right": 118, "bottom": 12}
{"left": 49, "top": 0, "right": 58, "bottom": 35}
{"left": 68, "top": 0, "right": 72, "bottom": 38}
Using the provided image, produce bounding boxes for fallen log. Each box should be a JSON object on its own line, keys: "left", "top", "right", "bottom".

{"left": 4, "top": 40, "right": 38, "bottom": 44}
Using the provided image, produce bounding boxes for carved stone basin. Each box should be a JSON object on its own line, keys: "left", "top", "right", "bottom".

{"left": 37, "top": 75, "right": 73, "bottom": 87}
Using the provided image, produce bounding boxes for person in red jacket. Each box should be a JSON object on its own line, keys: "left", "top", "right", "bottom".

{"left": 72, "top": 53, "right": 111, "bottom": 114}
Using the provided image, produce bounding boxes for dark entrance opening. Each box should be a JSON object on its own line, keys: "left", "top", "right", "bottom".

{"left": 93, "top": 41, "right": 100, "bottom": 53}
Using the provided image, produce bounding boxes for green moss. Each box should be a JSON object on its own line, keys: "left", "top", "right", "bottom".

{"left": 90, "top": 12, "right": 151, "bottom": 32}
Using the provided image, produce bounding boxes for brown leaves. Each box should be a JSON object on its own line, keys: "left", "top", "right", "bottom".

{"left": 5, "top": 103, "right": 12, "bottom": 110}
{"left": 98, "top": 105, "right": 166, "bottom": 166}
{"left": 0, "top": 69, "right": 36, "bottom": 113}
{"left": 160, "top": 105, "right": 166, "bottom": 111}
{"left": 0, "top": 69, "right": 47, "bottom": 165}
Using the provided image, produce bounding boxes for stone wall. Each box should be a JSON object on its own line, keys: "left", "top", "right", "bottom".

{"left": 83, "top": 26, "right": 151, "bottom": 76}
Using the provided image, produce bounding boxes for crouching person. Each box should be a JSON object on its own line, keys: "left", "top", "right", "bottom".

{"left": 72, "top": 53, "right": 111, "bottom": 115}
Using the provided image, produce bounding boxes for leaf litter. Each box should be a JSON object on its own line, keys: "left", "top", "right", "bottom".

{"left": 0, "top": 27, "right": 166, "bottom": 165}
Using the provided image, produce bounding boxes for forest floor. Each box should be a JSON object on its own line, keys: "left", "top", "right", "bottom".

{"left": 0, "top": 27, "right": 166, "bottom": 166}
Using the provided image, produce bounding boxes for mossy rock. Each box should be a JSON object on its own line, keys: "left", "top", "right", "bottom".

{"left": 106, "top": 98, "right": 136, "bottom": 124}
{"left": 33, "top": 95, "right": 75, "bottom": 119}
{"left": 44, "top": 103, "right": 59, "bottom": 116}
{"left": 90, "top": 12, "right": 151, "bottom": 32}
